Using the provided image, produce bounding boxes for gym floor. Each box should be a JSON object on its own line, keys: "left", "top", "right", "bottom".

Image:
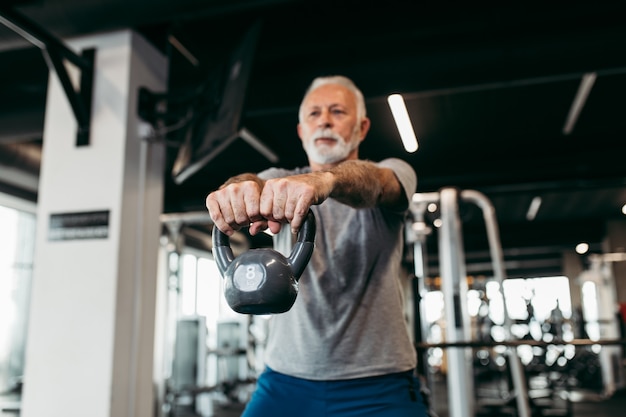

{"left": 427, "top": 373, "right": 626, "bottom": 417}
{"left": 151, "top": 387, "right": 626, "bottom": 417}
{"left": 1, "top": 393, "right": 625, "bottom": 416}
{"left": 1, "top": 381, "right": 625, "bottom": 416}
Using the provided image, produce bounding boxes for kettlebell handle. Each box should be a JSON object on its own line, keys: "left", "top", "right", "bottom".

{"left": 212, "top": 210, "right": 316, "bottom": 279}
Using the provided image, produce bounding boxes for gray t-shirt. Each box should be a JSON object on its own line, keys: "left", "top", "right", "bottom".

{"left": 257, "top": 158, "right": 417, "bottom": 380}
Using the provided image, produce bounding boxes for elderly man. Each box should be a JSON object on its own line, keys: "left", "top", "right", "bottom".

{"left": 206, "top": 75, "right": 427, "bottom": 417}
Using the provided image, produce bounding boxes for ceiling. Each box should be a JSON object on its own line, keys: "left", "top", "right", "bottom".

{"left": 1, "top": 0, "right": 625, "bottom": 278}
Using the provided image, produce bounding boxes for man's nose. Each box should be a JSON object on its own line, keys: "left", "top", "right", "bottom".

{"left": 317, "top": 109, "right": 332, "bottom": 128}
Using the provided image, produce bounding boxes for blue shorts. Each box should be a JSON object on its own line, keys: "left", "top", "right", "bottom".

{"left": 241, "top": 367, "right": 428, "bottom": 417}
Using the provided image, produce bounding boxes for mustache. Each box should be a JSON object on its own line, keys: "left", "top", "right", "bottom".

{"left": 310, "top": 128, "right": 345, "bottom": 142}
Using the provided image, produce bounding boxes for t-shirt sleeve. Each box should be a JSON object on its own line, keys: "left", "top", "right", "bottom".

{"left": 257, "top": 167, "right": 295, "bottom": 180}
{"left": 377, "top": 157, "right": 417, "bottom": 205}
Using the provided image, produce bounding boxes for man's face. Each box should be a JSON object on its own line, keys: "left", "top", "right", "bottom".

{"left": 297, "top": 84, "right": 370, "bottom": 166}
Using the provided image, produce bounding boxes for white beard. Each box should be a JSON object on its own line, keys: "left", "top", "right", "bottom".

{"left": 302, "top": 127, "right": 360, "bottom": 165}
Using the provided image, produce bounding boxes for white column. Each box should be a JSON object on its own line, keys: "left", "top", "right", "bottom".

{"left": 21, "top": 30, "right": 168, "bottom": 417}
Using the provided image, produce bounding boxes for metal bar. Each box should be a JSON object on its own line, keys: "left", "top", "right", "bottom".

{"left": 439, "top": 188, "right": 474, "bottom": 417}
{"left": 412, "top": 192, "right": 441, "bottom": 205}
{"left": 408, "top": 201, "right": 437, "bottom": 412}
{"left": 461, "top": 189, "right": 531, "bottom": 417}
{"left": 0, "top": 7, "right": 95, "bottom": 146}
{"left": 0, "top": 6, "right": 91, "bottom": 70}
{"left": 239, "top": 127, "right": 279, "bottom": 163}
{"left": 168, "top": 35, "right": 199, "bottom": 67}
{"left": 416, "top": 338, "right": 626, "bottom": 349}
{"left": 160, "top": 211, "right": 213, "bottom": 225}
{"left": 172, "top": 132, "right": 240, "bottom": 185}
{"left": 367, "top": 66, "right": 625, "bottom": 105}
{"left": 42, "top": 47, "right": 91, "bottom": 134}
{"left": 76, "top": 48, "right": 95, "bottom": 146}
{"left": 589, "top": 252, "right": 626, "bottom": 263}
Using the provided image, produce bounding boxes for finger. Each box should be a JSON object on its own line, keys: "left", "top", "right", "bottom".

{"left": 267, "top": 220, "right": 283, "bottom": 235}
{"left": 262, "top": 178, "right": 294, "bottom": 222}
{"left": 283, "top": 194, "right": 298, "bottom": 223}
{"left": 270, "top": 184, "right": 287, "bottom": 221}
{"left": 290, "top": 198, "right": 312, "bottom": 234}
{"left": 290, "top": 212, "right": 303, "bottom": 235}
{"left": 221, "top": 182, "right": 264, "bottom": 229}
{"left": 243, "top": 187, "right": 263, "bottom": 223}
{"left": 206, "top": 194, "right": 235, "bottom": 236}
{"left": 272, "top": 193, "right": 287, "bottom": 220}
{"left": 259, "top": 184, "right": 275, "bottom": 221}
{"left": 227, "top": 188, "right": 250, "bottom": 227}
{"left": 248, "top": 219, "right": 268, "bottom": 236}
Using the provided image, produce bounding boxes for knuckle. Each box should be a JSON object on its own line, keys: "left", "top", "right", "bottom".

{"left": 247, "top": 206, "right": 261, "bottom": 219}
{"left": 260, "top": 207, "right": 273, "bottom": 219}
{"left": 234, "top": 212, "right": 248, "bottom": 224}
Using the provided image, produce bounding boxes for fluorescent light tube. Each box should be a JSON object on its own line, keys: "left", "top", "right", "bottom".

{"left": 562, "top": 72, "right": 596, "bottom": 135}
{"left": 387, "top": 94, "right": 418, "bottom": 153}
{"left": 526, "top": 196, "right": 542, "bottom": 221}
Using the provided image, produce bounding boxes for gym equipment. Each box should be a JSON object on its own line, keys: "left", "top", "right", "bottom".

{"left": 577, "top": 252, "right": 626, "bottom": 397}
{"left": 409, "top": 188, "right": 531, "bottom": 417}
{"left": 212, "top": 210, "right": 316, "bottom": 315}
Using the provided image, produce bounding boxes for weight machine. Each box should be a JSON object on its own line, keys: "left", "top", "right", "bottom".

{"left": 408, "top": 188, "right": 531, "bottom": 417}
{"left": 576, "top": 252, "right": 626, "bottom": 398}
{"left": 159, "top": 213, "right": 258, "bottom": 417}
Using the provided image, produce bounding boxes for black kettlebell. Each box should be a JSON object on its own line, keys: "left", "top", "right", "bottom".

{"left": 212, "top": 210, "right": 316, "bottom": 315}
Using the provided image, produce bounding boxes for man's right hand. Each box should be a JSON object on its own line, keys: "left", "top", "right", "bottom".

{"left": 206, "top": 179, "right": 278, "bottom": 236}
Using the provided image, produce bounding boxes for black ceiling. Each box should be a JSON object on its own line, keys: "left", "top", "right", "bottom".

{"left": 1, "top": 0, "right": 626, "bottom": 277}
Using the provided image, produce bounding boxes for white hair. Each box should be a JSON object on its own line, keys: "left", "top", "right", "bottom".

{"left": 298, "top": 75, "right": 367, "bottom": 123}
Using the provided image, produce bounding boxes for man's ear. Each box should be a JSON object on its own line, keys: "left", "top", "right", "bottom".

{"left": 297, "top": 123, "right": 304, "bottom": 142}
{"left": 359, "top": 117, "right": 371, "bottom": 140}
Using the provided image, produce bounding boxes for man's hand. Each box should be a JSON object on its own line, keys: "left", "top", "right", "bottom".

{"left": 206, "top": 177, "right": 268, "bottom": 236}
{"left": 260, "top": 171, "right": 333, "bottom": 234}
{"left": 206, "top": 171, "right": 334, "bottom": 236}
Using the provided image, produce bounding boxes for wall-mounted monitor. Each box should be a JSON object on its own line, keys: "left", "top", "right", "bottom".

{"left": 170, "top": 20, "right": 262, "bottom": 185}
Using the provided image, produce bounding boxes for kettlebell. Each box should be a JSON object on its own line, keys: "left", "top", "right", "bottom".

{"left": 212, "top": 210, "right": 316, "bottom": 315}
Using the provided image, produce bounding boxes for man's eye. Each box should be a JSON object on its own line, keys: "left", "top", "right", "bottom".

{"left": 309, "top": 110, "right": 320, "bottom": 117}
{"left": 331, "top": 109, "right": 345, "bottom": 115}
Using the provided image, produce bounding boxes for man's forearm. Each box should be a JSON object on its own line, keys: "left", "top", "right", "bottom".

{"left": 214, "top": 161, "right": 406, "bottom": 221}
{"left": 325, "top": 160, "right": 404, "bottom": 209}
